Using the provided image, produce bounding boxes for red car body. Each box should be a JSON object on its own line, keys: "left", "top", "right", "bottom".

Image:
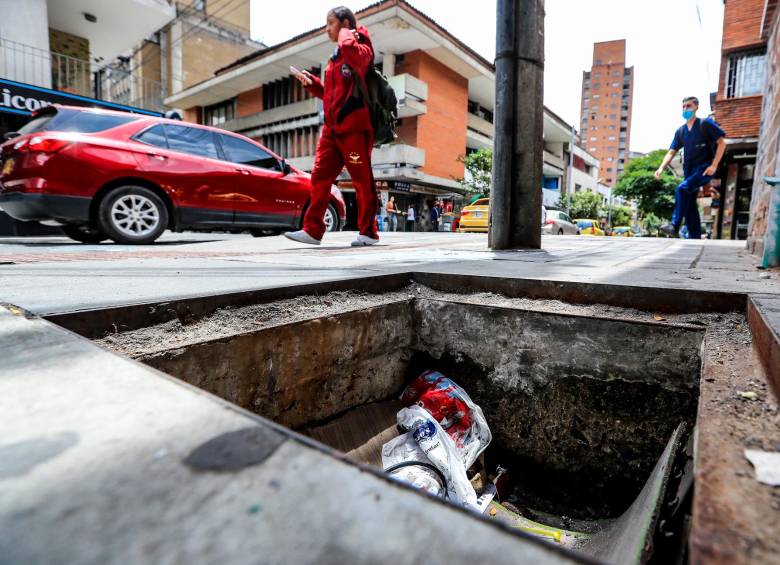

{"left": 0, "top": 105, "right": 345, "bottom": 242}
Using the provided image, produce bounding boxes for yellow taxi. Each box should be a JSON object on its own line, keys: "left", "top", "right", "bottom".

{"left": 574, "top": 219, "right": 604, "bottom": 236}
{"left": 611, "top": 226, "right": 634, "bottom": 237}
{"left": 457, "top": 198, "right": 489, "bottom": 232}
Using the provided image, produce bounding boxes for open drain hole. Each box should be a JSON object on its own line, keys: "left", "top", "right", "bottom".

{"left": 97, "top": 294, "right": 704, "bottom": 563}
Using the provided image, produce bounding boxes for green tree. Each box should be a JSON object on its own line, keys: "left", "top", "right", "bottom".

{"left": 614, "top": 149, "right": 677, "bottom": 219}
{"left": 562, "top": 190, "right": 603, "bottom": 219}
{"left": 457, "top": 149, "right": 492, "bottom": 197}
{"left": 610, "top": 205, "right": 633, "bottom": 226}
{"left": 641, "top": 212, "right": 663, "bottom": 236}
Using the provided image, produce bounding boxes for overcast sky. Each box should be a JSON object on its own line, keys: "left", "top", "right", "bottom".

{"left": 250, "top": 0, "right": 724, "bottom": 153}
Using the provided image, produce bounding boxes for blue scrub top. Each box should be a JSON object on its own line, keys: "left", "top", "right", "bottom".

{"left": 670, "top": 117, "right": 725, "bottom": 177}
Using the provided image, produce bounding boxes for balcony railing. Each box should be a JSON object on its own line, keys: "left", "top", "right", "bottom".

{"left": 0, "top": 37, "right": 165, "bottom": 112}
{"left": 387, "top": 73, "right": 427, "bottom": 118}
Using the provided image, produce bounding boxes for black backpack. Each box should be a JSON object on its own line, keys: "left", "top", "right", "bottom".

{"left": 350, "top": 66, "right": 398, "bottom": 146}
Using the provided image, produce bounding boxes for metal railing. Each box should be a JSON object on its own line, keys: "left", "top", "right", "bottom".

{"left": 0, "top": 37, "right": 165, "bottom": 112}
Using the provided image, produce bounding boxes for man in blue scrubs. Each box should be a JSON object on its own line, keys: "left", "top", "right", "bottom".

{"left": 655, "top": 96, "right": 726, "bottom": 239}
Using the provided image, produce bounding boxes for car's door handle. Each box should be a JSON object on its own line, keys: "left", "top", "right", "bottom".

{"left": 235, "top": 168, "right": 250, "bottom": 175}
{"left": 147, "top": 151, "right": 167, "bottom": 160}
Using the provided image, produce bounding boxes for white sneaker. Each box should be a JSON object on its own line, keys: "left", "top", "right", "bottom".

{"left": 284, "top": 230, "right": 321, "bottom": 245}
{"left": 350, "top": 234, "right": 379, "bottom": 247}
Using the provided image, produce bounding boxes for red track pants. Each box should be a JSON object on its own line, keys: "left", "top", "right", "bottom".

{"left": 303, "top": 126, "right": 378, "bottom": 241}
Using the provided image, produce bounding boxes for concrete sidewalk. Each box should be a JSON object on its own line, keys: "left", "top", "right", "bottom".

{"left": 0, "top": 232, "right": 777, "bottom": 314}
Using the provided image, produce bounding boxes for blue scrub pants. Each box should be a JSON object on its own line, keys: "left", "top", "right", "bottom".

{"left": 671, "top": 165, "right": 711, "bottom": 240}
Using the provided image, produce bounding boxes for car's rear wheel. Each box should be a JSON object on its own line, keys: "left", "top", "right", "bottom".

{"left": 60, "top": 224, "right": 108, "bottom": 244}
{"left": 98, "top": 186, "right": 168, "bottom": 245}
{"left": 557, "top": 228, "right": 564, "bottom": 235}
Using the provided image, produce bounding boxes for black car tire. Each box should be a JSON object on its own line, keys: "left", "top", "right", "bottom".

{"left": 249, "top": 229, "right": 280, "bottom": 237}
{"left": 98, "top": 186, "right": 168, "bottom": 245}
{"left": 60, "top": 224, "right": 108, "bottom": 244}
{"left": 558, "top": 228, "right": 564, "bottom": 235}
{"left": 300, "top": 203, "right": 339, "bottom": 232}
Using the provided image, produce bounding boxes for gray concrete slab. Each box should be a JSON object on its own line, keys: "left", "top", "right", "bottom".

{"left": 1, "top": 233, "right": 778, "bottom": 315}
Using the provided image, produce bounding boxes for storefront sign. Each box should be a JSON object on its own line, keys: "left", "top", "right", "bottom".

{"left": 0, "top": 78, "right": 160, "bottom": 116}
{"left": 392, "top": 181, "right": 412, "bottom": 192}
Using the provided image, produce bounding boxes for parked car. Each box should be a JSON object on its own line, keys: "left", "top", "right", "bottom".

{"left": 611, "top": 226, "right": 634, "bottom": 237}
{"left": 457, "top": 197, "right": 489, "bottom": 233}
{"left": 574, "top": 218, "right": 605, "bottom": 236}
{"left": 542, "top": 209, "right": 579, "bottom": 235}
{"left": 0, "top": 105, "right": 346, "bottom": 244}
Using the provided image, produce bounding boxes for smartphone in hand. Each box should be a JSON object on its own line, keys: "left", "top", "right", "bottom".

{"left": 290, "top": 66, "right": 312, "bottom": 86}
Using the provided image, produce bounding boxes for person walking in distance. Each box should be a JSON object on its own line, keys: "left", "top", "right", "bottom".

{"left": 655, "top": 96, "right": 726, "bottom": 239}
{"left": 284, "top": 6, "right": 379, "bottom": 247}
{"left": 385, "top": 195, "right": 399, "bottom": 232}
{"left": 430, "top": 200, "right": 441, "bottom": 232}
{"left": 406, "top": 204, "right": 416, "bottom": 232}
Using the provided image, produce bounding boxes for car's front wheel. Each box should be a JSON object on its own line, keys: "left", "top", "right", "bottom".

{"left": 324, "top": 203, "right": 339, "bottom": 232}
{"left": 61, "top": 224, "right": 108, "bottom": 244}
{"left": 98, "top": 186, "right": 168, "bottom": 244}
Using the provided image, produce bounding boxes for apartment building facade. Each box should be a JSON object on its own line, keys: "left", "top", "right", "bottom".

{"left": 579, "top": 40, "right": 634, "bottom": 187}
{"left": 712, "top": 0, "right": 770, "bottom": 241}
{"left": 167, "top": 0, "right": 586, "bottom": 230}
{"left": 131, "top": 0, "right": 262, "bottom": 108}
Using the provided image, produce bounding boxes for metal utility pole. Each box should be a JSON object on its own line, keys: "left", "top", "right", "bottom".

{"left": 490, "top": 0, "right": 545, "bottom": 250}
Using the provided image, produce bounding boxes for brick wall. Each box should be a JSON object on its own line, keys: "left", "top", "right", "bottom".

{"left": 715, "top": 96, "right": 763, "bottom": 138}
{"left": 236, "top": 86, "right": 262, "bottom": 117}
{"left": 183, "top": 106, "right": 201, "bottom": 124}
{"left": 396, "top": 50, "right": 468, "bottom": 180}
{"left": 48, "top": 28, "right": 89, "bottom": 60}
{"left": 592, "top": 40, "right": 626, "bottom": 65}
{"left": 722, "top": 0, "right": 766, "bottom": 52}
{"left": 180, "top": 27, "right": 255, "bottom": 90}
{"left": 747, "top": 7, "right": 780, "bottom": 257}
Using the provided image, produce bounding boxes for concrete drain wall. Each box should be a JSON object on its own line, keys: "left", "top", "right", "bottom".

{"left": 97, "top": 294, "right": 705, "bottom": 563}
{"left": 115, "top": 298, "right": 702, "bottom": 513}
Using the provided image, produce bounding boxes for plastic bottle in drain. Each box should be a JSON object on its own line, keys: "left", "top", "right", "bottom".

{"left": 403, "top": 406, "right": 479, "bottom": 509}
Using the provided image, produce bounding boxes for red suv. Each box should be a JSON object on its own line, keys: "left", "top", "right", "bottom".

{"left": 0, "top": 105, "right": 345, "bottom": 244}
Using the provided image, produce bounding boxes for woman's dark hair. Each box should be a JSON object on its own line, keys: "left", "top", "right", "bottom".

{"left": 329, "top": 6, "right": 357, "bottom": 29}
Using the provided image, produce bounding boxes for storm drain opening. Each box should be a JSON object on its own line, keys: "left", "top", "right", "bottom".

{"left": 95, "top": 288, "right": 709, "bottom": 564}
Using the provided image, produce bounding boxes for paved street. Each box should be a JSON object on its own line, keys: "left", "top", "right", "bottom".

{"left": 0, "top": 231, "right": 776, "bottom": 314}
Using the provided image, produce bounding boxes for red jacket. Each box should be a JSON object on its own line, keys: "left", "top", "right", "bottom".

{"left": 306, "top": 26, "right": 374, "bottom": 135}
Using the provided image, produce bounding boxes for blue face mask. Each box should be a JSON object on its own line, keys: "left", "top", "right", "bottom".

{"left": 682, "top": 109, "right": 695, "bottom": 120}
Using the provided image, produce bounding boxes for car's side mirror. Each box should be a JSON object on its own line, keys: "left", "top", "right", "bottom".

{"left": 281, "top": 159, "right": 292, "bottom": 175}
{"left": 3, "top": 132, "right": 21, "bottom": 141}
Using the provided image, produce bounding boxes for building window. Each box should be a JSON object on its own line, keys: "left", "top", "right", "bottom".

{"left": 204, "top": 99, "right": 235, "bottom": 126}
{"left": 543, "top": 176, "right": 560, "bottom": 189}
{"left": 726, "top": 49, "right": 767, "bottom": 98}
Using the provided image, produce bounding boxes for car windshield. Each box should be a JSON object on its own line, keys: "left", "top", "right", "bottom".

{"left": 471, "top": 199, "right": 489, "bottom": 207}
{"left": 577, "top": 220, "right": 593, "bottom": 228}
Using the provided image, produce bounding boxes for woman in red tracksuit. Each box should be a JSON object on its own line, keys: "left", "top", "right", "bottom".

{"left": 285, "top": 6, "right": 379, "bottom": 247}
